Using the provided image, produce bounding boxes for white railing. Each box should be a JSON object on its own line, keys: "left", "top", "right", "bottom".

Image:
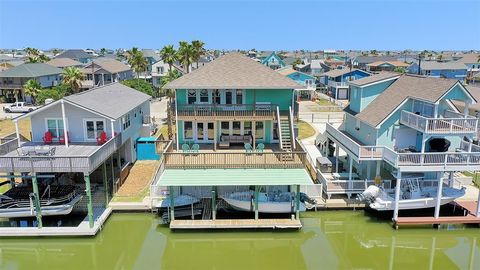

{"left": 320, "top": 173, "right": 393, "bottom": 198}
{"left": 289, "top": 106, "right": 295, "bottom": 150}
{"left": 0, "top": 137, "right": 19, "bottom": 156}
{"left": 325, "top": 123, "right": 360, "bottom": 157}
{"left": 276, "top": 106, "right": 283, "bottom": 149}
{"left": 327, "top": 80, "right": 348, "bottom": 88}
{"left": 400, "top": 110, "right": 478, "bottom": 134}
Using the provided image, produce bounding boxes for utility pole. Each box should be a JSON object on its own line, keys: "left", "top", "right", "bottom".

{"left": 417, "top": 53, "right": 422, "bottom": 75}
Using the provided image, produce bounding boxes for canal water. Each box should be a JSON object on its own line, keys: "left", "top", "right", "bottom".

{"left": 0, "top": 211, "right": 478, "bottom": 270}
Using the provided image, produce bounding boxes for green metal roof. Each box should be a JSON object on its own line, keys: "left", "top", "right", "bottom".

{"left": 157, "top": 168, "right": 313, "bottom": 186}
{"left": 0, "top": 63, "right": 63, "bottom": 78}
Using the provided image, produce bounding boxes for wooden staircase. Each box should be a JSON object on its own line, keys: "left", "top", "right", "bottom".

{"left": 280, "top": 117, "right": 292, "bottom": 152}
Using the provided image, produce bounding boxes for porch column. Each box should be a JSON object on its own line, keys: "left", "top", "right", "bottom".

{"left": 84, "top": 174, "right": 94, "bottom": 228}
{"left": 252, "top": 120, "right": 256, "bottom": 150}
{"left": 110, "top": 120, "right": 115, "bottom": 138}
{"left": 169, "top": 186, "right": 175, "bottom": 221}
{"left": 213, "top": 121, "right": 217, "bottom": 151}
{"left": 14, "top": 120, "right": 20, "bottom": 147}
{"left": 61, "top": 100, "right": 69, "bottom": 147}
{"left": 102, "top": 162, "right": 109, "bottom": 206}
{"left": 211, "top": 187, "right": 216, "bottom": 220}
{"left": 295, "top": 184, "right": 301, "bottom": 220}
{"left": 448, "top": 172, "right": 454, "bottom": 188}
{"left": 9, "top": 172, "right": 15, "bottom": 188}
{"left": 464, "top": 100, "right": 471, "bottom": 117}
{"left": 434, "top": 177, "right": 444, "bottom": 219}
{"left": 254, "top": 185, "right": 259, "bottom": 220}
{"left": 31, "top": 175, "right": 43, "bottom": 228}
{"left": 110, "top": 155, "right": 115, "bottom": 195}
{"left": 366, "top": 161, "right": 371, "bottom": 180}
{"left": 348, "top": 155, "right": 353, "bottom": 190}
{"left": 175, "top": 90, "right": 179, "bottom": 151}
{"left": 393, "top": 171, "right": 402, "bottom": 221}
{"left": 102, "top": 73, "right": 105, "bottom": 85}
{"left": 476, "top": 187, "right": 480, "bottom": 217}
{"left": 376, "top": 160, "right": 381, "bottom": 176}
{"left": 335, "top": 145, "right": 339, "bottom": 173}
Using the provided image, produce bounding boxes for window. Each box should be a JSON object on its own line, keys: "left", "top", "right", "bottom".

{"left": 187, "top": 90, "right": 196, "bottom": 104}
{"left": 157, "top": 66, "right": 164, "bottom": 73}
{"left": 232, "top": 121, "right": 241, "bottom": 136}
{"left": 122, "top": 114, "right": 131, "bottom": 130}
{"left": 221, "top": 122, "right": 230, "bottom": 136}
{"left": 413, "top": 100, "right": 434, "bottom": 117}
{"left": 46, "top": 119, "right": 64, "bottom": 138}
{"left": 184, "top": 121, "right": 193, "bottom": 140}
{"left": 199, "top": 89, "right": 209, "bottom": 103}
{"left": 213, "top": 89, "right": 221, "bottom": 104}
{"left": 243, "top": 121, "right": 252, "bottom": 135}
{"left": 225, "top": 91, "right": 233, "bottom": 104}
{"left": 236, "top": 89, "right": 243, "bottom": 104}
{"left": 85, "top": 120, "right": 105, "bottom": 140}
{"left": 256, "top": 122, "right": 264, "bottom": 140}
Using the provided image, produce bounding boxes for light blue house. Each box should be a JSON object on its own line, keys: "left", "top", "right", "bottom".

{"left": 320, "top": 68, "right": 370, "bottom": 100}
{"left": 407, "top": 61, "right": 468, "bottom": 79}
{"left": 55, "top": 49, "right": 94, "bottom": 64}
{"left": 261, "top": 52, "right": 286, "bottom": 70}
{"left": 323, "top": 73, "right": 480, "bottom": 221}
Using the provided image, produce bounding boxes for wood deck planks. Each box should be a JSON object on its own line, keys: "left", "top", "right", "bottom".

{"left": 170, "top": 218, "right": 302, "bottom": 229}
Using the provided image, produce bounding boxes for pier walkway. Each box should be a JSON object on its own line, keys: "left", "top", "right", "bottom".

{"left": 170, "top": 218, "right": 302, "bottom": 230}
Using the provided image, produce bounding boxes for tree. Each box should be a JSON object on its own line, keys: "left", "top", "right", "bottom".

{"left": 23, "top": 79, "right": 42, "bottom": 104}
{"left": 62, "top": 66, "right": 85, "bottom": 94}
{"left": 191, "top": 40, "right": 205, "bottom": 69}
{"left": 121, "top": 79, "right": 155, "bottom": 96}
{"left": 177, "top": 41, "right": 195, "bottom": 73}
{"left": 52, "top": 48, "right": 61, "bottom": 56}
{"left": 370, "top": 50, "right": 378, "bottom": 56}
{"left": 160, "top": 45, "right": 177, "bottom": 72}
{"left": 436, "top": 54, "right": 444, "bottom": 61}
{"left": 393, "top": 67, "right": 406, "bottom": 74}
{"left": 100, "top": 48, "right": 107, "bottom": 56}
{"left": 160, "top": 70, "right": 181, "bottom": 140}
{"left": 25, "top": 47, "right": 49, "bottom": 63}
{"left": 36, "top": 84, "right": 68, "bottom": 104}
{"left": 126, "top": 47, "right": 148, "bottom": 79}
{"left": 293, "top": 58, "right": 302, "bottom": 69}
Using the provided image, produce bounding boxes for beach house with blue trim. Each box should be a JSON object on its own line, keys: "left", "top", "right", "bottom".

{"left": 261, "top": 52, "right": 286, "bottom": 70}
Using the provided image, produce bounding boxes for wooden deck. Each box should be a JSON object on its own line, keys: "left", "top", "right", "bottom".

{"left": 170, "top": 218, "right": 302, "bottom": 230}
{"left": 395, "top": 201, "right": 480, "bottom": 228}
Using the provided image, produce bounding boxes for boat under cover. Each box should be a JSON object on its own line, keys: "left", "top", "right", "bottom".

{"left": 221, "top": 191, "right": 310, "bottom": 213}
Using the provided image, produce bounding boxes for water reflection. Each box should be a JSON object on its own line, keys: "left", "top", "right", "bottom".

{"left": 0, "top": 212, "right": 478, "bottom": 270}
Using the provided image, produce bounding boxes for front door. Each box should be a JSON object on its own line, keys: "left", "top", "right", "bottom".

{"left": 195, "top": 122, "right": 214, "bottom": 143}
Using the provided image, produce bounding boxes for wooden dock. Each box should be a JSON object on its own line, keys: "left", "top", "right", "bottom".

{"left": 170, "top": 218, "right": 302, "bottom": 230}
{"left": 394, "top": 201, "right": 480, "bottom": 228}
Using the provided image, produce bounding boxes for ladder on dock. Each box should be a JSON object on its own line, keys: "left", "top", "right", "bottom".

{"left": 201, "top": 198, "right": 212, "bottom": 220}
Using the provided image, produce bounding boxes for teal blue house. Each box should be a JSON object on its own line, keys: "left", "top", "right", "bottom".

{"left": 261, "top": 52, "right": 286, "bottom": 70}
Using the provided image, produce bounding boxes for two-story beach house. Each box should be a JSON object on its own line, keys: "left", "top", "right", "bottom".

{"left": 319, "top": 68, "right": 370, "bottom": 100}
{"left": 261, "top": 52, "right": 286, "bottom": 70}
{"left": 0, "top": 63, "right": 63, "bottom": 102}
{"left": 151, "top": 53, "right": 314, "bottom": 228}
{"left": 407, "top": 61, "right": 468, "bottom": 79}
{"left": 0, "top": 83, "right": 151, "bottom": 230}
{"left": 321, "top": 72, "right": 480, "bottom": 222}
{"left": 82, "top": 58, "right": 133, "bottom": 88}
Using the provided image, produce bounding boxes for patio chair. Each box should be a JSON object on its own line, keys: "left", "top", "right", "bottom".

{"left": 59, "top": 132, "right": 70, "bottom": 144}
{"left": 181, "top": 144, "right": 190, "bottom": 153}
{"left": 191, "top": 144, "right": 200, "bottom": 153}
{"left": 96, "top": 131, "right": 108, "bottom": 145}
{"left": 256, "top": 143, "right": 265, "bottom": 154}
{"left": 244, "top": 143, "right": 253, "bottom": 153}
{"left": 42, "top": 131, "right": 53, "bottom": 144}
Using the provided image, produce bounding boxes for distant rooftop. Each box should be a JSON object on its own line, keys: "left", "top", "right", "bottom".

{"left": 46, "top": 58, "right": 83, "bottom": 68}
{"left": 0, "top": 63, "right": 63, "bottom": 78}
{"left": 349, "top": 72, "right": 400, "bottom": 87}
{"left": 55, "top": 49, "right": 92, "bottom": 60}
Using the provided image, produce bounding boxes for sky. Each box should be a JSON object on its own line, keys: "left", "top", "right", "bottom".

{"left": 0, "top": 0, "right": 479, "bottom": 51}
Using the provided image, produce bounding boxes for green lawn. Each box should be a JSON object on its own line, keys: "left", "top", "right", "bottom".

{"left": 111, "top": 187, "right": 150, "bottom": 203}
{"left": 296, "top": 120, "right": 316, "bottom": 140}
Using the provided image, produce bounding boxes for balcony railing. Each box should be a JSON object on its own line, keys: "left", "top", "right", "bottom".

{"left": 0, "top": 134, "right": 122, "bottom": 174}
{"left": 176, "top": 104, "right": 277, "bottom": 120}
{"left": 327, "top": 81, "right": 348, "bottom": 88}
{"left": 325, "top": 124, "right": 383, "bottom": 160}
{"left": 400, "top": 110, "right": 478, "bottom": 134}
{"left": 0, "top": 83, "right": 24, "bottom": 89}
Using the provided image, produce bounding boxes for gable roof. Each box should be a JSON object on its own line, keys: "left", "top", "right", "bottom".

{"left": 367, "top": 60, "right": 409, "bottom": 68}
{"left": 260, "top": 52, "right": 286, "bottom": 66}
{"left": 46, "top": 58, "right": 83, "bottom": 68}
{"left": 455, "top": 53, "right": 480, "bottom": 64}
{"left": 142, "top": 49, "right": 160, "bottom": 61}
{"left": 349, "top": 72, "right": 400, "bottom": 87}
{"left": 356, "top": 75, "right": 470, "bottom": 127}
{"left": 419, "top": 61, "right": 467, "bottom": 70}
{"left": 0, "top": 63, "right": 63, "bottom": 78}
{"left": 64, "top": 83, "right": 151, "bottom": 119}
{"left": 164, "top": 53, "right": 301, "bottom": 89}
{"left": 451, "top": 85, "right": 480, "bottom": 112}
{"left": 82, "top": 58, "right": 131, "bottom": 74}
{"left": 55, "top": 49, "right": 92, "bottom": 60}
{"left": 321, "top": 68, "right": 369, "bottom": 78}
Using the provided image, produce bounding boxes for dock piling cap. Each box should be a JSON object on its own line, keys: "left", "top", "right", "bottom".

{"left": 374, "top": 176, "right": 382, "bottom": 185}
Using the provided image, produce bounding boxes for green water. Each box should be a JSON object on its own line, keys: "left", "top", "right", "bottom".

{"left": 0, "top": 211, "right": 479, "bottom": 270}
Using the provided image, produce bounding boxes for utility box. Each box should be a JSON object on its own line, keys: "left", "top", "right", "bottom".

{"left": 136, "top": 137, "right": 160, "bottom": 160}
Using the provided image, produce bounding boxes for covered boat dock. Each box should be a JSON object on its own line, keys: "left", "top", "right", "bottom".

{"left": 154, "top": 168, "right": 313, "bottom": 230}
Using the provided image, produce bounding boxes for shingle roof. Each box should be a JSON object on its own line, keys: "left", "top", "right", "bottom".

{"left": 55, "top": 49, "right": 92, "bottom": 60}
{"left": 64, "top": 83, "right": 151, "bottom": 119}
{"left": 420, "top": 61, "right": 467, "bottom": 70}
{"left": 349, "top": 72, "right": 400, "bottom": 87}
{"left": 356, "top": 75, "right": 463, "bottom": 127}
{"left": 0, "top": 63, "right": 63, "bottom": 78}
{"left": 452, "top": 85, "right": 480, "bottom": 112}
{"left": 164, "top": 52, "right": 301, "bottom": 89}
{"left": 82, "top": 58, "right": 131, "bottom": 74}
{"left": 455, "top": 53, "right": 480, "bottom": 64}
{"left": 367, "top": 60, "right": 410, "bottom": 67}
{"left": 320, "top": 68, "right": 369, "bottom": 78}
{"left": 354, "top": 56, "right": 398, "bottom": 64}
{"left": 142, "top": 49, "right": 160, "bottom": 61}
{"left": 46, "top": 58, "right": 83, "bottom": 68}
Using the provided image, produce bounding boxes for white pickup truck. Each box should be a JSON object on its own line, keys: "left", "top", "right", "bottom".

{"left": 3, "top": 102, "right": 38, "bottom": 113}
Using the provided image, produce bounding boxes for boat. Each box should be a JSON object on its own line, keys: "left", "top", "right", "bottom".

{"left": 155, "top": 194, "right": 200, "bottom": 209}
{"left": 357, "top": 178, "right": 465, "bottom": 211}
{"left": 0, "top": 185, "right": 83, "bottom": 218}
{"left": 221, "top": 190, "right": 314, "bottom": 213}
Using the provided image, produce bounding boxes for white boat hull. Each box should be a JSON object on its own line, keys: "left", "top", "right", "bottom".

{"left": 222, "top": 197, "right": 306, "bottom": 213}
{"left": 0, "top": 195, "right": 83, "bottom": 218}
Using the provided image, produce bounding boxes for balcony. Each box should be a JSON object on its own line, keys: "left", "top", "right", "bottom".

{"left": 327, "top": 80, "right": 348, "bottom": 88}
{"left": 0, "top": 83, "right": 24, "bottom": 89}
{"left": 325, "top": 123, "right": 480, "bottom": 172}
{"left": 0, "top": 134, "right": 121, "bottom": 174}
{"left": 400, "top": 110, "right": 478, "bottom": 134}
{"left": 176, "top": 104, "right": 277, "bottom": 121}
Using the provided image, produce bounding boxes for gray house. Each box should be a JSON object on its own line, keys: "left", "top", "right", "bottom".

{"left": 82, "top": 58, "right": 133, "bottom": 88}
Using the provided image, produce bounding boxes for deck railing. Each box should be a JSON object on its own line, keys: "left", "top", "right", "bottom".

{"left": 176, "top": 104, "right": 277, "bottom": 119}
{"left": 400, "top": 110, "right": 478, "bottom": 134}
{"left": 0, "top": 137, "right": 19, "bottom": 156}
{"left": 0, "top": 134, "right": 122, "bottom": 174}
{"left": 163, "top": 151, "right": 307, "bottom": 169}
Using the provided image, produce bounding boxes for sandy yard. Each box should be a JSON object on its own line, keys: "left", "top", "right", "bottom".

{"left": 115, "top": 160, "right": 160, "bottom": 197}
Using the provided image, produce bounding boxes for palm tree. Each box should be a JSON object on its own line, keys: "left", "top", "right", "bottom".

{"left": 63, "top": 67, "right": 85, "bottom": 93}
{"left": 370, "top": 50, "right": 378, "bottom": 56}
{"left": 52, "top": 48, "right": 61, "bottom": 56}
{"left": 177, "top": 41, "right": 195, "bottom": 73}
{"left": 191, "top": 40, "right": 205, "bottom": 69}
{"left": 100, "top": 48, "right": 107, "bottom": 56}
{"left": 126, "top": 47, "right": 147, "bottom": 79}
{"left": 25, "top": 47, "right": 49, "bottom": 63}
{"left": 23, "top": 79, "right": 42, "bottom": 104}
{"left": 161, "top": 70, "right": 181, "bottom": 139}
{"left": 160, "top": 45, "right": 177, "bottom": 72}
{"left": 436, "top": 54, "right": 444, "bottom": 62}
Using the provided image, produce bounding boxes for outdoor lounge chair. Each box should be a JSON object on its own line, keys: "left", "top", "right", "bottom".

{"left": 191, "top": 144, "right": 200, "bottom": 153}
{"left": 256, "top": 143, "right": 264, "bottom": 153}
{"left": 96, "top": 131, "right": 108, "bottom": 145}
{"left": 244, "top": 143, "right": 253, "bottom": 153}
{"left": 42, "top": 131, "right": 53, "bottom": 144}
{"left": 181, "top": 144, "right": 190, "bottom": 153}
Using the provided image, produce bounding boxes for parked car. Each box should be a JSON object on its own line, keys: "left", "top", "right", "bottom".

{"left": 3, "top": 102, "right": 38, "bottom": 113}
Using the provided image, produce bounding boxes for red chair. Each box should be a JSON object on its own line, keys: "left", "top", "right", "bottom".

{"left": 59, "top": 132, "right": 70, "bottom": 144}
{"left": 42, "top": 131, "right": 53, "bottom": 144}
{"left": 96, "top": 131, "right": 108, "bottom": 145}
